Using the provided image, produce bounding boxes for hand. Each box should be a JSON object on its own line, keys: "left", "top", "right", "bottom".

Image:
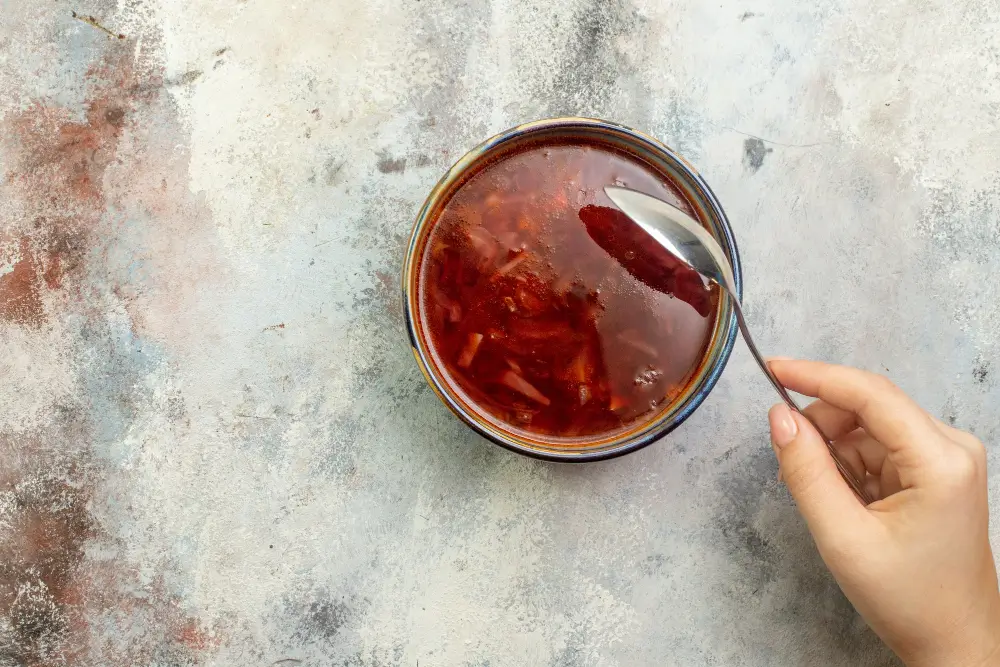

{"left": 767, "top": 359, "right": 1000, "bottom": 667}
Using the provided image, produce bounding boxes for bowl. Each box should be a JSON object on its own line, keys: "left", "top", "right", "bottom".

{"left": 402, "top": 117, "right": 742, "bottom": 462}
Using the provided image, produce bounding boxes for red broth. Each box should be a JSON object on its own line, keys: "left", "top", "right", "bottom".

{"left": 418, "top": 139, "right": 719, "bottom": 439}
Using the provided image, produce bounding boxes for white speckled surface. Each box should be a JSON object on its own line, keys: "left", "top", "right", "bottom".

{"left": 1, "top": 0, "right": 998, "bottom": 664}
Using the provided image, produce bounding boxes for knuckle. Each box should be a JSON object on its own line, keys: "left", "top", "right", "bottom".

{"left": 967, "top": 434, "right": 987, "bottom": 460}
{"left": 962, "top": 435, "right": 988, "bottom": 466}
{"left": 869, "top": 373, "right": 898, "bottom": 394}
{"left": 941, "top": 448, "right": 981, "bottom": 487}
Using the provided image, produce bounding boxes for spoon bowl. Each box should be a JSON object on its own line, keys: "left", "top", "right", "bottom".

{"left": 604, "top": 186, "right": 737, "bottom": 295}
{"left": 603, "top": 186, "right": 872, "bottom": 504}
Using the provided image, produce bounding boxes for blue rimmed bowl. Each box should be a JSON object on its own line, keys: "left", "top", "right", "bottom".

{"left": 402, "top": 117, "right": 742, "bottom": 462}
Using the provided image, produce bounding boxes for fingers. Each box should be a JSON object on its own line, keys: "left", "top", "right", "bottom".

{"left": 833, "top": 429, "right": 903, "bottom": 499}
{"left": 801, "top": 399, "right": 864, "bottom": 482}
{"left": 803, "top": 399, "right": 859, "bottom": 440}
{"left": 836, "top": 429, "right": 888, "bottom": 476}
{"left": 768, "top": 360, "right": 948, "bottom": 479}
{"left": 769, "top": 404, "right": 868, "bottom": 542}
{"left": 878, "top": 458, "right": 904, "bottom": 497}
{"left": 831, "top": 435, "right": 866, "bottom": 484}
{"left": 864, "top": 474, "right": 880, "bottom": 502}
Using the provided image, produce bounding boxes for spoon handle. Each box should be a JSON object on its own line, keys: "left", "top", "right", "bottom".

{"left": 729, "top": 299, "right": 873, "bottom": 505}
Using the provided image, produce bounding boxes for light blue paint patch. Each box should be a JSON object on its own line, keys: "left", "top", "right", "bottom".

{"left": 75, "top": 311, "right": 166, "bottom": 465}
{"left": 100, "top": 213, "right": 158, "bottom": 288}
{"left": 30, "top": 16, "right": 120, "bottom": 113}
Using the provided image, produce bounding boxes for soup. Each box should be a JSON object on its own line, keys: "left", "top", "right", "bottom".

{"left": 417, "top": 138, "right": 719, "bottom": 439}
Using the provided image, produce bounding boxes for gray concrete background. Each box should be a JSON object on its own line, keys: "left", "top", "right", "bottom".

{"left": 1, "top": 0, "right": 998, "bottom": 664}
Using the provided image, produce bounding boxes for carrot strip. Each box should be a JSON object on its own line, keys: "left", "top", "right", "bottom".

{"left": 492, "top": 253, "right": 527, "bottom": 280}
{"left": 457, "top": 333, "right": 484, "bottom": 368}
{"left": 467, "top": 225, "right": 498, "bottom": 265}
{"left": 500, "top": 370, "right": 550, "bottom": 406}
{"left": 569, "top": 347, "right": 590, "bottom": 384}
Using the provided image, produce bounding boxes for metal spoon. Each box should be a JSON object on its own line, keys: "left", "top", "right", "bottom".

{"left": 604, "top": 186, "right": 872, "bottom": 505}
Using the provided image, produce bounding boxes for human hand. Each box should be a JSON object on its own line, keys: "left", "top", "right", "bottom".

{"left": 767, "top": 359, "right": 1000, "bottom": 667}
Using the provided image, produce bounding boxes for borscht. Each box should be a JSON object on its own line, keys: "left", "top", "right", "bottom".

{"left": 416, "top": 138, "right": 719, "bottom": 440}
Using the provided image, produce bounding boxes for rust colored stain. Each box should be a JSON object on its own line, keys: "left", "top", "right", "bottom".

{"left": 0, "top": 42, "right": 158, "bottom": 327}
{"left": 0, "top": 242, "right": 45, "bottom": 325}
{"left": 176, "top": 620, "right": 219, "bottom": 652}
{"left": 9, "top": 51, "right": 139, "bottom": 202}
{"left": 0, "top": 436, "right": 95, "bottom": 665}
{"left": 0, "top": 399, "right": 224, "bottom": 663}
{"left": 0, "top": 38, "right": 221, "bottom": 664}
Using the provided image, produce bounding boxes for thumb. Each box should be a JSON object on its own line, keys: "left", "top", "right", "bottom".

{"left": 769, "top": 404, "right": 867, "bottom": 543}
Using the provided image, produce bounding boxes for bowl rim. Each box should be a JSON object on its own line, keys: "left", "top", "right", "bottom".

{"left": 402, "top": 116, "right": 743, "bottom": 462}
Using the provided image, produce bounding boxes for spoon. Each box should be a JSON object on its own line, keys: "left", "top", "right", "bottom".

{"left": 602, "top": 185, "right": 872, "bottom": 505}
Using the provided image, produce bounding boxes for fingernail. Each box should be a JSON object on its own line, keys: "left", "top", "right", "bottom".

{"left": 769, "top": 404, "right": 798, "bottom": 448}
{"left": 765, "top": 356, "right": 794, "bottom": 363}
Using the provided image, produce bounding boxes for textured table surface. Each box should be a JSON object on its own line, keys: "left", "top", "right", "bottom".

{"left": 2, "top": 0, "right": 999, "bottom": 665}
